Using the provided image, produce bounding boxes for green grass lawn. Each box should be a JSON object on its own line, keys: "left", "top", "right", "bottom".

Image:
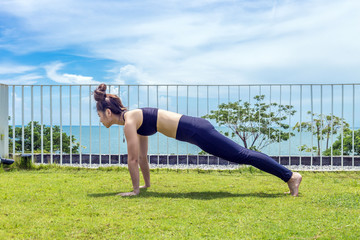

{"left": 1, "top": 165, "right": 360, "bottom": 239}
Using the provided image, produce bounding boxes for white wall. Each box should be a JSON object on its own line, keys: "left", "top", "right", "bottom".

{"left": 0, "top": 84, "right": 9, "bottom": 158}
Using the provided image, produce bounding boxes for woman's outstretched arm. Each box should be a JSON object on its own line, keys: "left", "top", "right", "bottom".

{"left": 138, "top": 135, "right": 150, "bottom": 188}
{"left": 118, "top": 120, "right": 140, "bottom": 196}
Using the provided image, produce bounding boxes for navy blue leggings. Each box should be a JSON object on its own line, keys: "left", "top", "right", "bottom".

{"left": 175, "top": 115, "right": 293, "bottom": 182}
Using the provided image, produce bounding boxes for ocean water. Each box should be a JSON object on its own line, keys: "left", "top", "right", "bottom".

{"left": 60, "top": 125, "right": 344, "bottom": 156}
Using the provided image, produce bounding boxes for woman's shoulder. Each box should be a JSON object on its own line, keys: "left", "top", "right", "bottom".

{"left": 124, "top": 109, "right": 142, "bottom": 122}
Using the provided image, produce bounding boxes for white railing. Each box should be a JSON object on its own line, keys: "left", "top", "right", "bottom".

{"left": 1, "top": 83, "right": 360, "bottom": 169}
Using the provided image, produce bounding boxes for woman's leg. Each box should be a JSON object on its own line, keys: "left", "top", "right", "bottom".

{"left": 188, "top": 119, "right": 293, "bottom": 182}
{"left": 197, "top": 128, "right": 293, "bottom": 182}
{"left": 197, "top": 127, "right": 302, "bottom": 195}
{"left": 176, "top": 116, "right": 302, "bottom": 195}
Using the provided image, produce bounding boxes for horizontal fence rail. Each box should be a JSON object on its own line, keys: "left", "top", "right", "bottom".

{"left": 2, "top": 83, "right": 360, "bottom": 169}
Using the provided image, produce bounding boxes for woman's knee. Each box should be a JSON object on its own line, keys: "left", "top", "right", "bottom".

{"left": 138, "top": 155, "right": 148, "bottom": 164}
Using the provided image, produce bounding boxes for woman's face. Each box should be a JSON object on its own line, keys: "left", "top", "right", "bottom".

{"left": 98, "top": 110, "right": 112, "bottom": 128}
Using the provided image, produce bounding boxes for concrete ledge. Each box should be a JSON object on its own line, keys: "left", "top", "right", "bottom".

{"left": 10, "top": 154, "right": 360, "bottom": 166}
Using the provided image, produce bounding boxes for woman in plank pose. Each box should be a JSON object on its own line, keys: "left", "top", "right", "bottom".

{"left": 94, "top": 84, "right": 302, "bottom": 197}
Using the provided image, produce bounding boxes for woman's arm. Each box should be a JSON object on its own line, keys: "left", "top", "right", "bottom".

{"left": 118, "top": 119, "right": 140, "bottom": 196}
{"left": 138, "top": 135, "right": 150, "bottom": 188}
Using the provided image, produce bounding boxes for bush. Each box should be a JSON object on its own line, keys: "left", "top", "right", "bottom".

{"left": 17, "top": 155, "right": 34, "bottom": 170}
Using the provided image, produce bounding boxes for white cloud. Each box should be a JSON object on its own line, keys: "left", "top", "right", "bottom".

{"left": 109, "top": 64, "right": 155, "bottom": 85}
{"left": 44, "top": 62, "right": 100, "bottom": 84}
{"left": 1, "top": 0, "right": 360, "bottom": 84}
{"left": 0, "top": 63, "right": 36, "bottom": 75}
{"left": 108, "top": 86, "right": 119, "bottom": 94}
{"left": 0, "top": 73, "right": 42, "bottom": 85}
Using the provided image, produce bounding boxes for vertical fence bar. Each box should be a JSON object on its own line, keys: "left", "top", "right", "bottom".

{"left": 60, "top": 86, "right": 63, "bottom": 165}
{"left": 31, "top": 86, "right": 34, "bottom": 162}
{"left": 248, "top": 85, "right": 251, "bottom": 152}
{"left": 108, "top": 85, "right": 111, "bottom": 164}
{"left": 50, "top": 86, "right": 53, "bottom": 164}
{"left": 217, "top": 86, "right": 220, "bottom": 165}
{"left": 147, "top": 86, "right": 150, "bottom": 165}
{"left": 320, "top": 85, "right": 323, "bottom": 166}
{"left": 227, "top": 85, "right": 230, "bottom": 166}
{"left": 99, "top": 117, "right": 101, "bottom": 166}
{"left": 186, "top": 86, "right": 189, "bottom": 165}
{"left": 278, "top": 85, "right": 281, "bottom": 163}
{"left": 69, "top": 86, "right": 72, "bottom": 165}
{"left": 89, "top": 86, "right": 92, "bottom": 167}
{"left": 197, "top": 85, "right": 200, "bottom": 165}
{"left": 21, "top": 86, "right": 24, "bottom": 154}
{"left": 176, "top": 85, "right": 179, "bottom": 165}
{"left": 352, "top": 84, "right": 355, "bottom": 167}
{"left": 289, "top": 85, "right": 292, "bottom": 165}
{"left": 79, "top": 86, "right": 82, "bottom": 165}
{"left": 157, "top": 86, "right": 159, "bottom": 165}
{"left": 331, "top": 85, "right": 333, "bottom": 169}
{"left": 341, "top": 85, "right": 344, "bottom": 167}
{"left": 167, "top": 86, "right": 169, "bottom": 166}
{"left": 186, "top": 86, "right": 189, "bottom": 166}
{"left": 49, "top": 86, "right": 53, "bottom": 163}
{"left": 310, "top": 85, "right": 313, "bottom": 166}
{"left": 137, "top": 84, "right": 140, "bottom": 165}
{"left": 118, "top": 85, "right": 121, "bottom": 165}
{"left": 12, "top": 86, "right": 15, "bottom": 158}
{"left": 299, "top": 85, "right": 302, "bottom": 166}
{"left": 41, "top": 86, "right": 44, "bottom": 164}
{"left": 258, "top": 85, "right": 261, "bottom": 150}
{"left": 269, "top": 86, "right": 272, "bottom": 157}
{"left": 128, "top": 85, "right": 130, "bottom": 108}
{"left": 207, "top": 85, "right": 210, "bottom": 165}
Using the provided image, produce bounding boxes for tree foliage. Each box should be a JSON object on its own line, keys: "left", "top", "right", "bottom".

{"left": 8, "top": 121, "right": 79, "bottom": 153}
{"left": 202, "top": 95, "right": 296, "bottom": 151}
{"left": 293, "top": 112, "right": 349, "bottom": 155}
{"left": 323, "top": 128, "right": 360, "bottom": 156}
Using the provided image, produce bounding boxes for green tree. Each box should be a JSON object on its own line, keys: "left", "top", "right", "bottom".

{"left": 8, "top": 121, "right": 79, "bottom": 153}
{"left": 202, "top": 95, "right": 296, "bottom": 151}
{"left": 293, "top": 112, "right": 348, "bottom": 155}
{"left": 323, "top": 128, "right": 360, "bottom": 156}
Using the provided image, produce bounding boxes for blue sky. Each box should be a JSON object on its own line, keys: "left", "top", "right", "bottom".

{"left": 0, "top": 0, "right": 360, "bottom": 85}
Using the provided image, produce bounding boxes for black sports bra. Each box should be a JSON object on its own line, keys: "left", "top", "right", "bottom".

{"left": 136, "top": 108, "right": 158, "bottom": 136}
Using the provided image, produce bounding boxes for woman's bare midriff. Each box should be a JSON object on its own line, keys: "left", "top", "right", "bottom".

{"left": 156, "top": 109, "right": 182, "bottom": 138}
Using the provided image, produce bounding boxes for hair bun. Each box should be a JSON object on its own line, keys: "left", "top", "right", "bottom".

{"left": 94, "top": 83, "right": 107, "bottom": 102}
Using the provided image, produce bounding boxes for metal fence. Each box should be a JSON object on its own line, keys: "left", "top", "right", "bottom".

{"left": 1, "top": 83, "right": 360, "bottom": 169}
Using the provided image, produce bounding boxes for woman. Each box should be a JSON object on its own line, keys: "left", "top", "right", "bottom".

{"left": 94, "top": 84, "right": 302, "bottom": 197}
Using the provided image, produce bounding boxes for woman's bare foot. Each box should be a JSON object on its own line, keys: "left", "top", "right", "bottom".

{"left": 117, "top": 188, "right": 140, "bottom": 197}
{"left": 286, "top": 172, "right": 302, "bottom": 197}
{"left": 140, "top": 185, "right": 150, "bottom": 189}
{"left": 117, "top": 191, "right": 139, "bottom": 197}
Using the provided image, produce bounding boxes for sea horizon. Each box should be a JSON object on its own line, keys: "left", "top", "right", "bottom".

{"left": 12, "top": 124, "right": 355, "bottom": 156}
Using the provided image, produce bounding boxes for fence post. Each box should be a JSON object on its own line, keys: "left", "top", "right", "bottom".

{"left": 0, "top": 84, "right": 9, "bottom": 158}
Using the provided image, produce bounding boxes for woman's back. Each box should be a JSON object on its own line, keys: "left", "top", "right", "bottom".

{"left": 127, "top": 108, "right": 182, "bottom": 138}
{"left": 157, "top": 109, "right": 182, "bottom": 138}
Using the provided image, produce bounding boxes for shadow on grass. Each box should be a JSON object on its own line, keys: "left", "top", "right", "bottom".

{"left": 88, "top": 192, "right": 120, "bottom": 197}
{"left": 88, "top": 191, "right": 285, "bottom": 199}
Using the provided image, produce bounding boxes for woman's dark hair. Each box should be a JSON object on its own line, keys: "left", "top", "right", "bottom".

{"left": 94, "top": 83, "right": 127, "bottom": 114}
